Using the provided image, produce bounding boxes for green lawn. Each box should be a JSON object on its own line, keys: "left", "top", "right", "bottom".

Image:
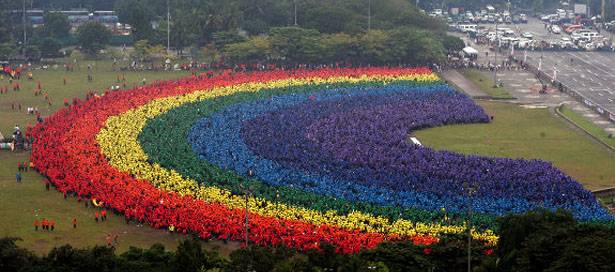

{"left": 460, "top": 69, "right": 514, "bottom": 99}
{"left": 558, "top": 105, "right": 615, "bottom": 149}
{"left": 415, "top": 101, "right": 615, "bottom": 191}
{"left": 0, "top": 61, "right": 242, "bottom": 255}
{"left": 0, "top": 60, "right": 189, "bottom": 135}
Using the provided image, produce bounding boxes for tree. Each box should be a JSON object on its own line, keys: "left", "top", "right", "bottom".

{"left": 441, "top": 35, "right": 465, "bottom": 53}
{"left": 0, "top": 238, "right": 38, "bottom": 271}
{"left": 41, "top": 12, "right": 71, "bottom": 39}
{"left": 387, "top": 28, "right": 445, "bottom": 65}
{"left": 269, "top": 27, "right": 320, "bottom": 63}
{"left": 357, "top": 30, "right": 391, "bottom": 64}
{"left": 116, "top": 0, "right": 154, "bottom": 41}
{"left": 212, "top": 31, "right": 246, "bottom": 50}
{"left": 37, "top": 37, "right": 63, "bottom": 58}
{"left": 319, "top": 33, "right": 357, "bottom": 63}
{"left": 171, "top": 239, "right": 225, "bottom": 272}
{"left": 491, "top": 209, "right": 615, "bottom": 272}
{"left": 223, "top": 36, "right": 271, "bottom": 63}
{"left": 302, "top": 6, "right": 357, "bottom": 34}
{"left": 76, "top": 22, "right": 112, "bottom": 56}
{"left": 0, "top": 43, "right": 15, "bottom": 60}
{"left": 0, "top": 0, "right": 13, "bottom": 44}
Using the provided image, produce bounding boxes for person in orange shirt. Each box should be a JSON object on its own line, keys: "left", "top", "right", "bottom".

{"left": 41, "top": 218, "right": 48, "bottom": 231}
{"left": 34, "top": 219, "right": 39, "bottom": 231}
{"left": 101, "top": 210, "right": 107, "bottom": 221}
{"left": 95, "top": 212, "right": 99, "bottom": 223}
{"left": 72, "top": 218, "right": 77, "bottom": 229}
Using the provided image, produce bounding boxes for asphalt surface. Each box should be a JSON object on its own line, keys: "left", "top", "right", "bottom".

{"left": 457, "top": 18, "right": 615, "bottom": 122}
{"left": 523, "top": 50, "right": 615, "bottom": 116}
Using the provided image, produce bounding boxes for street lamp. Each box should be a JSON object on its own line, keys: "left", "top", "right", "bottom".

{"left": 241, "top": 169, "right": 255, "bottom": 247}
{"left": 293, "top": 0, "right": 298, "bottom": 26}
{"left": 167, "top": 0, "right": 170, "bottom": 53}
{"left": 368, "top": 0, "right": 371, "bottom": 31}
{"left": 464, "top": 182, "right": 477, "bottom": 272}
{"left": 493, "top": 21, "right": 499, "bottom": 87}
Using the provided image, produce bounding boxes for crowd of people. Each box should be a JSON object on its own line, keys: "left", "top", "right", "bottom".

{"left": 31, "top": 68, "right": 447, "bottom": 253}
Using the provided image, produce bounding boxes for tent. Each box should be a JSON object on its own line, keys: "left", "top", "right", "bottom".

{"left": 462, "top": 46, "right": 479, "bottom": 55}
{"left": 461, "top": 46, "right": 479, "bottom": 60}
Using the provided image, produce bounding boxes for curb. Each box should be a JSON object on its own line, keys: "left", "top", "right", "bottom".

{"left": 554, "top": 104, "right": 615, "bottom": 153}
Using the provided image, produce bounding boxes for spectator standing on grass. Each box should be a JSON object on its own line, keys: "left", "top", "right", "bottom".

{"left": 95, "top": 211, "right": 99, "bottom": 222}
{"left": 72, "top": 218, "right": 77, "bottom": 229}
{"left": 16, "top": 172, "right": 22, "bottom": 183}
{"left": 101, "top": 210, "right": 107, "bottom": 221}
{"left": 106, "top": 234, "right": 112, "bottom": 247}
{"left": 50, "top": 220, "right": 55, "bottom": 231}
{"left": 42, "top": 218, "right": 48, "bottom": 230}
{"left": 34, "top": 219, "right": 39, "bottom": 231}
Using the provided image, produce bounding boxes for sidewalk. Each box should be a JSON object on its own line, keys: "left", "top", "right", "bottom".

{"left": 440, "top": 70, "right": 489, "bottom": 98}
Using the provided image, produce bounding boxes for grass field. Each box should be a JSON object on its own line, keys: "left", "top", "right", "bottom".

{"left": 0, "top": 60, "right": 190, "bottom": 135}
{"left": 0, "top": 61, "right": 241, "bottom": 255}
{"left": 415, "top": 101, "right": 615, "bottom": 190}
{"left": 558, "top": 105, "right": 615, "bottom": 149}
{"left": 460, "top": 69, "right": 515, "bottom": 99}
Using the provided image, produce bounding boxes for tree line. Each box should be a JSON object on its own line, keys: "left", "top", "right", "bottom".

{"left": 1, "top": 210, "right": 614, "bottom": 272}
{"left": 0, "top": 0, "right": 467, "bottom": 66}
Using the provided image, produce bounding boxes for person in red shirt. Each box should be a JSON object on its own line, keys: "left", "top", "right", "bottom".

{"left": 34, "top": 219, "right": 39, "bottom": 231}
{"left": 41, "top": 218, "right": 48, "bottom": 231}
{"left": 95, "top": 212, "right": 99, "bottom": 223}
{"left": 101, "top": 210, "right": 107, "bottom": 221}
{"left": 72, "top": 218, "right": 77, "bottom": 229}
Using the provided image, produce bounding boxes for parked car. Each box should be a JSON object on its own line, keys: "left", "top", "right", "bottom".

{"left": 522, "top": 32, "right": 534, "bottom": 39}
{"left": 559, "top": 37, "right": 575, "bottom": 48}
{"left": 550, "top": 25, "right": 562, "bottom": 34}
{"left": 565, "top": 24, "right": 583, "bottom": 34}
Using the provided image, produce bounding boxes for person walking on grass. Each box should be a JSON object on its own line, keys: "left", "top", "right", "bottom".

{"left": 16, "top": 172, "right": 22, "bottom": 183}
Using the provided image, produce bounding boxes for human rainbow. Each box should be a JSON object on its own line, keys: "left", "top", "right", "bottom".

{"left": 30, "top": 67, "right": 612, "bottom": 253}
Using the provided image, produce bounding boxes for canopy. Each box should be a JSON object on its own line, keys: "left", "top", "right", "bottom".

{"left": 462, "top": 47, "right": 479, "bottom": 55}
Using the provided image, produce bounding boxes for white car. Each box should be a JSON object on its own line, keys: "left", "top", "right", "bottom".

{"left": 550, "top": 25, "right": 562, "bottom": 34}
{"left": 559, "top": 37, "right": 575, "bottom": 48}
{"left": 522, "top": 32, "right": 534, "bottom": 39}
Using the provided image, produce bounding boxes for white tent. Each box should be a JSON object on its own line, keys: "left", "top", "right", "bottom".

{"left": 462, "top": 46, "right": 479, "bottom": 55}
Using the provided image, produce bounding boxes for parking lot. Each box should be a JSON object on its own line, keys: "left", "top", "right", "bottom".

{"left": 454, "top": 16, "right": 615, "bottom": 122}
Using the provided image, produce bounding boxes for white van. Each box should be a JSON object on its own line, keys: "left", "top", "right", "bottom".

{"left": 571, "top": 30, "right": 599, "bottom": 42}
{"left": 458, "top": 24, "right": 478, "bottom": 33}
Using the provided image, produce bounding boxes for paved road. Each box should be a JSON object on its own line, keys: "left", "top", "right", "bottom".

{"left": 440, "top": 70, "right": 488, "bottom": 98}
{"left": 523, "top": 50, "right": 615, "bottom": 117}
